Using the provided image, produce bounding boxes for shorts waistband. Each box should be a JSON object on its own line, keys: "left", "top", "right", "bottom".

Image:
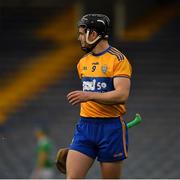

{"left": 80, "top": 116, "right": 121, "bottom": 124}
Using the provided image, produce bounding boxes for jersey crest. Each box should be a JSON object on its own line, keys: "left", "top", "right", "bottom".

{"left": 101, "top": 65, "right": 108, "bottom": 73}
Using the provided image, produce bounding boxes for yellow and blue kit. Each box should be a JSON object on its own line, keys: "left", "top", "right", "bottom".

{"left": 70, "top": 46, "right": 132, "bottom": 161}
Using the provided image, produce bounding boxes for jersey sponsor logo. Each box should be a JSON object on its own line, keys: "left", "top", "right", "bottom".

{"left": 82, "top": 79, "right": 107, "bottom": 91}
{"left": 83, "top": 79, "right": 96, "bottom": 91}
{"left": 82, "top": 77, "right": 114, "bottom": 92}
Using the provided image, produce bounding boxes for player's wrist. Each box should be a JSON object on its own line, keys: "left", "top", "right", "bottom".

{"left": 88, "top": 92, "right": 99, "bottom": 102}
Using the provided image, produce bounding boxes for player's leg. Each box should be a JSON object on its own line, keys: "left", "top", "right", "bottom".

{"left": 67, "top": 117, "right": 98, "bottom": 178}
{"left": 66, "top": 149, "right": 94, "bottom": 179}
{"left": 97, "top": 118, "right": 128, "bottom": 179}
{"left": 100, "top": 161, "right": 122, "bottom": 179}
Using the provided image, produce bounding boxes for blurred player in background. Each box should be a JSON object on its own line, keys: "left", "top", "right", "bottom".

{"left": 66, "top": 14, "right": 132, "bottom": 179}
{"left": 31, "top": 127, "right": 54, "bottom": 179}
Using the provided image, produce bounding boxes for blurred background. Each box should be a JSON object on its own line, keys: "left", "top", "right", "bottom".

{"left": 0, "top": 0, "right": 180, "bottom": 178}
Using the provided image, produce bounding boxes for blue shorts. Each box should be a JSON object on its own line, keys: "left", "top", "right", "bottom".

{"left": 69, "top": 117, "right": 128, "bottom": 162}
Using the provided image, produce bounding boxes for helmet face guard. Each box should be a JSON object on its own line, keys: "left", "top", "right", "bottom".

{"left": 78, "top": 14, "right": 110, "bottom": 52}
{"left": 85, "top": 29, "right": 101, "bottom": 44}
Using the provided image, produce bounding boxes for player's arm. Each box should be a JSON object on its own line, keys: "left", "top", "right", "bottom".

{"left": 90, "top": 77, "right": 130, "bottom": 104}
{"left": 67, "top": 77, "right": 130, "bottom": 105}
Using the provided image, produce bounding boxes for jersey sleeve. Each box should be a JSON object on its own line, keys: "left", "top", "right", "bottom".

{"left": 113, "top": 57, "right": 132, "bottom": 78}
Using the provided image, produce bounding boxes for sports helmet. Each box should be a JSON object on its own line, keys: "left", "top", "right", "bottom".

{"left": 78, "top": 14, "right": 110, "bottom": 45}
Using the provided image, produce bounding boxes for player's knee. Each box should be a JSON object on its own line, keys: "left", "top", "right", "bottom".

{"left": 66, "top": 172, "right": 85, "bottom": 179}
{"left": 66, "top": 167, "right": 87, "bottom": 179}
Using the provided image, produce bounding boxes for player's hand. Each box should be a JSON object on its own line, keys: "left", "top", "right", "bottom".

{"left": 67, "top": 90, "right": 92, "bottom": 105}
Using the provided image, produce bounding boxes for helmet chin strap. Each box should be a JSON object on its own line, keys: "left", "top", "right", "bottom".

{"left": 85, "top": 29, "right": 102, "bottom": 44}
{"left": 81, "top": 29, "right": 102, "bottom": 53}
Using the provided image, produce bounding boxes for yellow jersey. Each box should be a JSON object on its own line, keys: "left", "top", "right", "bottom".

{"left": 77, "top": 46, "right": 132, "bottom": 118}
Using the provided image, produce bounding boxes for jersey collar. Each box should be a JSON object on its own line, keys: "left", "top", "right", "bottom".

{"left": 92, "top": 45, "right": 111, "bottom": 56}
